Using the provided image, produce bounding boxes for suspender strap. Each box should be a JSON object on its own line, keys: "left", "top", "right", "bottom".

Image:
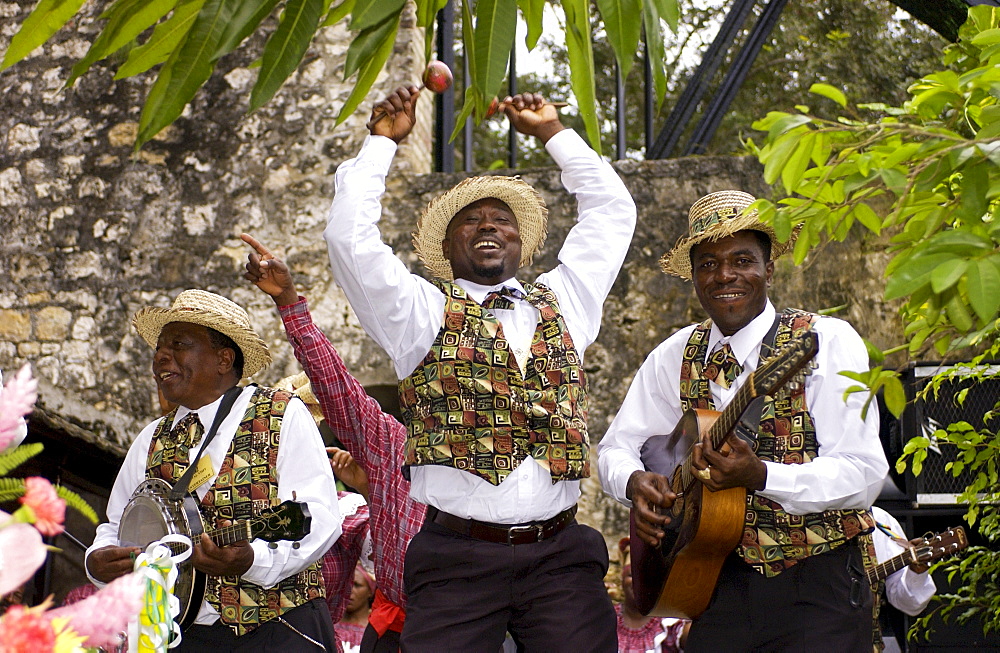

{"left": 168, "top": 385, "right": 246, "bottom": 500}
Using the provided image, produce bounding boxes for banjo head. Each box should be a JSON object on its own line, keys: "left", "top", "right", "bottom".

{"left": 118, "top": 477, "right": 203, "bottom": 627}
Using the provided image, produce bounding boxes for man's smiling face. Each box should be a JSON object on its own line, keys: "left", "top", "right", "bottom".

{"left": 442, "top": 198, "right": 522, "bottom": 284}
{"left": 691, "top": 230, "right": 773, "bottom": 336}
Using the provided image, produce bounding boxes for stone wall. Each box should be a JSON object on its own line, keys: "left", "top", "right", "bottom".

{"left": 0, "top": 2, "right": 902, "bottom": 549}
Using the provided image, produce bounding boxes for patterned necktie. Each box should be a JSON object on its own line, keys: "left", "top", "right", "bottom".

{"left": 171, "top": 412, "right": 204, "bottom": 450}
{"left": 481, "top": 286, "right": 522, "bottom": 311}
{"left": 706, "top": 342, "right": 742, "bottom": 390}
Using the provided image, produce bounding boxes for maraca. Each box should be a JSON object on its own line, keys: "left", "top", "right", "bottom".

{"left": 366, "top": 60, "right": 454, "bottom": 129}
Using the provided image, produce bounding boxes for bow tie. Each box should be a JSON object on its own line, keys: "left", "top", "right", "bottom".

{"left": 481, "top": 286, "right": 523, "bottom": 311}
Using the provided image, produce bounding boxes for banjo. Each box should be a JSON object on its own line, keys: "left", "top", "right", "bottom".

{"left": 118, "top": 477, "right": 311, "bottom": 629}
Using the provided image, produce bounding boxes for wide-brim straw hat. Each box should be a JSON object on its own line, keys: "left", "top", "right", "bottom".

{"left": 413, "top": 175, "right": 548, "bottom": 280}
{"left": 132, "top": 289, "right": 271, "bottom": 378}
{"left": 275, "top": 371, "right": 324, "bottom": 425}
{"left": 659, "top": 190, "right": 793, "bottom": 280}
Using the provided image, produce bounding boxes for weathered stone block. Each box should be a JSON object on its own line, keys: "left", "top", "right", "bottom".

{"left": 35, "top": 306, "right": 72, "bottom": 340}
{"left": 0, "top": 309, "right": 31, "bottom": 342}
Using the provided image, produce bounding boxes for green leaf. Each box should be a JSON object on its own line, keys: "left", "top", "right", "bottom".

{"left": 642, "top": 1, "right": 667, "bottom": 113}
{"left": 116, "top": 0, "right": 205, "bottom": 79}
{"left": 761, "top": 134, "right": 800, "bottom": 185}
{"left": 959, "top": 162, "right": 989, "bottom": 220}
{"left": 473, "top": 0, "right": 517, "bottom": 104}
{"left": 449, "top": 85, "right": 480, "bottom": 143}
{"left": 350, "top": 0, "right": 404, "bottom": 32}
{"left": 884, "top": 253, "right": 955, "bottom": 300}
{"left": 214, "top": 0, "right": 280, "bottom": 59}
{"left": 971, "top": 27, "right": 1000, "bottom": 46}
{"left": 0, "top": 443, "right": 44, "bottom": 476}
{"left": 249, "top": 0, "right": 325, "bottom": 112}
{"left": 561, "top": 0, "right": 600, "bottom": 153}
{"left": 517, "top": 0, "right": 545, "bottom": 50}
{"left": 344, "top": 12, "right": 398, "bottom": 80}
{"left": 883, "top": 375, "right": 907, "bottom": 418}
{"left": 945, "top": 292, "right": 974, "bottom": 333}
{"left": 781, "top": 132, "right": 814, "bottom": 193}
{"left": 967, "top": 258, "right": 1000, "bottom": 322}
{"left": 415, "top": 0, "right": 448, "bottom": 60}
{"left": 596, "top": 0, "right": 642, "bottom": 80}
{"left": 135, "top": 0, "right": 241, "bottom": 149}
{"left": 767, "top": 113, "right": 812, "bottom": 140}
{"left": 66, "top": 0, "right": 179, "bottom": 87}
{"left": 322, "top": 0, "right": 356, "bottom": 27}
{"left": 55, "top": 485, "right": 98, "bottom": 523}
{"left": 853, "top": 203, "right": 882, "bottom": 235}
{"left": 649, "top": 0, "right": 678, "bottom": 31}
{"left": 809, "top": 82, "right": 847, "bottom": 107}
{"left": 930, "top": 258, "right": 968, "bottom": 293}
{"left": 335, "top": 14, "right": 400, "bottom": 126}
{"left": 1, "top": 0, "right": 88, "bottom": 71}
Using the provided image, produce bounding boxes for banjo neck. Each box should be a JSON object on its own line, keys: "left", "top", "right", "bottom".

{"left": 205, "top": 521, "right": 255, "bottom": 547}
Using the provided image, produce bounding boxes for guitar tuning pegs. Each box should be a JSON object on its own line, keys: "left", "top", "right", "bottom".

{"left": 269, "top": 542, "right": 279, "bottom": 549}
{"left": 292, "top": 542, "right": 301, "bottom": 550}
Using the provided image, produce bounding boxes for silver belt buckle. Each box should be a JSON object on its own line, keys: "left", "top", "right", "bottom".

{"left": 507, "top": 523, "right": 543, "bottom": 545}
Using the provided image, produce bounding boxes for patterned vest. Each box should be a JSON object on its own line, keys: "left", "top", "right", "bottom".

{"left": 145, "top": 386, "right": 325, "bottom": 636}
{"left": 679, "top": 309, "right": 876, "bottom": 577}
{"left": 398, "top": 280, "right": 590, "bottom": 485}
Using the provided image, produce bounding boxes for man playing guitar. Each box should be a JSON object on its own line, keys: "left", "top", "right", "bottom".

{"left": 86, "top": 289, "right": 341, "bottom": 651}
{"left": 598, "top": 190, "right": 889, "bottom": 651}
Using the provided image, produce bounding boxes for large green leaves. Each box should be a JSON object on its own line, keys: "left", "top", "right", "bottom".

{"left": 1, "top": 0, "right": 88, "bottom": 70}
{"left": 561, "top": 0, "right": 600, "bottom": 154}
{"left": 597, "top": 0, "right": 642, "bottom": 80}
{"left": 136, "top": 0, "right": 241, "bottom": 149}
{"left": 115, "top": 0, "right": 206, "bottom": 79}
{"left": 249, "top": 0, "right": 325, "bottom": 112}
{"left": 415, "top": 0, "right": 448, "bottom": 61}
{"left": 473, "top": 0, "right": 517, "bottom": 108}
{"left": 335, "top": 13, "right": 401, "bottom": 126}
{"left": 517, "top": 0, "right": 545, "bottom": 51}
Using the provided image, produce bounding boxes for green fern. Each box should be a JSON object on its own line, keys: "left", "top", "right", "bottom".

{"left": 0, "top": 442, "right": 43, "bottom": 476}
{"left": 55, "top": 485, "right": 98, "bottom": 524}
{"left": 0, "top": 476, "right": 26, "bottom": 502}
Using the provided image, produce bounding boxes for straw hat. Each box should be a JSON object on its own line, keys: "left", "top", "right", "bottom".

{"left": 659, "top": 190, "right": 793, "bottom": 280}
{"left": 413, "top": 175, "right": 548, "bottom": 280}
{"left": 274, "top": 371, "right": 324, "bottom": 424}
{"left": 132, "top": 289, "right": 271, "bottom": 378}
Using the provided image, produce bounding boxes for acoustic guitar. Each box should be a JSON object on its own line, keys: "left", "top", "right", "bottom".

{"left": 868, "top": 525, "right": 968, "bottom": 584}
{"left": 118, "top": 477, "right": 311, "bottom": 629}
{"left": 630, "top": 331, "right": 819, "bottom": 619}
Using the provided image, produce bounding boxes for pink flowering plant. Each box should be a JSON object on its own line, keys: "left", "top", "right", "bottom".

{"left": 0, "top": 365, "right": 143, "bottom": 651}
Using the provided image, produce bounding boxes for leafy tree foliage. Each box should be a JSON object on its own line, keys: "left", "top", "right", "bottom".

{"left": 747, "top": 5, "right": 1000, "bottom": 635}
{"left": 0, "top": 0, "right": 678, "bottom": 152}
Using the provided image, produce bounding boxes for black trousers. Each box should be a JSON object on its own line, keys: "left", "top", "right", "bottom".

{"left": 400, "top": 519, "right": 616, "bottom": 652}
{"left": 685, "top": 542, "right": 873, "bottom": 653}
{"left": 177, "top": 598, "right": 337, "bottom": 652}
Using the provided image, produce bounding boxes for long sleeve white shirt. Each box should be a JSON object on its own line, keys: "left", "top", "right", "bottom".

{"left": 325, "top": 129, "right": 636, "bottom": 523}
{"left": 871, "top": 506, "right": 936, "bottom": 616}
{"left": 598, "top": 302, "right": 888, "bottom": 514}
{"left": 86, "top": 385, "right": 342, "bottom": 626}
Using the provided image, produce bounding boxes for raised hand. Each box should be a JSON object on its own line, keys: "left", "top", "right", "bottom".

{"left": 327, "top": 446, "right": 370, "bottom": 501}
{"left": 241, "top": 233, "right": 298, "bottom": 307}
{"left": 369, "top": 85, "right": 421, "bottom": 143}
{"left": 501, "top": 92, "right": 565, "bottom": 144}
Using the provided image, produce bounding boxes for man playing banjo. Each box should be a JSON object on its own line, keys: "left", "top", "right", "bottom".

{"left": 86, "top": 290, "right": 342, "bottom": 651}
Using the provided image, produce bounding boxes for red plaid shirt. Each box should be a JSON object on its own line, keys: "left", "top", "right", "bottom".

{"left": 321, "top": 492, "right": 370, "bottom": 623}
{"left": 281, "top": 298, "right": 427, "bottom": 608}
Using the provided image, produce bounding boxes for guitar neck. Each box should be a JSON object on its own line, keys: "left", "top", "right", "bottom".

{"left": 868, "top": 549, "right": 915, "bottom": 584}
{"left": 680, "top": 380, "right": 758, "bottom": 483}
{"left": 207, "top": 521, "right": 253, "bottom": 547}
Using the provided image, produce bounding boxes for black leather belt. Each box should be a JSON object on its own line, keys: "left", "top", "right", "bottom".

{"left": 426, "top": 505, "right": 577, "bottom": 545}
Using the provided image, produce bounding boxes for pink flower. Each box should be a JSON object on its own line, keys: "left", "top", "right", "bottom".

{"left": 48, "top": 573, "right": 142, "bottom": 649}
{"left": 0, "top": 516, "right": 47, "bottom": 596}
{"left": 0, "top": 365, "right": 35, "bottom": 451}
{"left": 0, "top": 604, "right": 56, "bottom": 652}
{"left": 19, "top": 477, "right": 65, "bottom": 536}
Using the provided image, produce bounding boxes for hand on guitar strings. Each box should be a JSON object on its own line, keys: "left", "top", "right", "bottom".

{"left": 192, "top": 522, "right": 255, "bottom": 578}
{"left": 692, "top": 432, "right": 767, "bottom": 492}
{"left": 87, "top": 545, "right": 142, "bottom": 583}
{"left": 627, "top": 470, "right": 677, "bottom": 548}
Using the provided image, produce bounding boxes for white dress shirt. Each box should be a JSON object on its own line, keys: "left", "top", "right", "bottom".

{"left": 325, "top": 129, "right": 636, "bottom": 523}
{"left": 872, "top": 506, "right": 936, "bottom": 616}
{"left": 598, "top": 302, "right": 889, "bottom": 514}
{"left": 86, "top": 385, "right": 342, "bottom": 626}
